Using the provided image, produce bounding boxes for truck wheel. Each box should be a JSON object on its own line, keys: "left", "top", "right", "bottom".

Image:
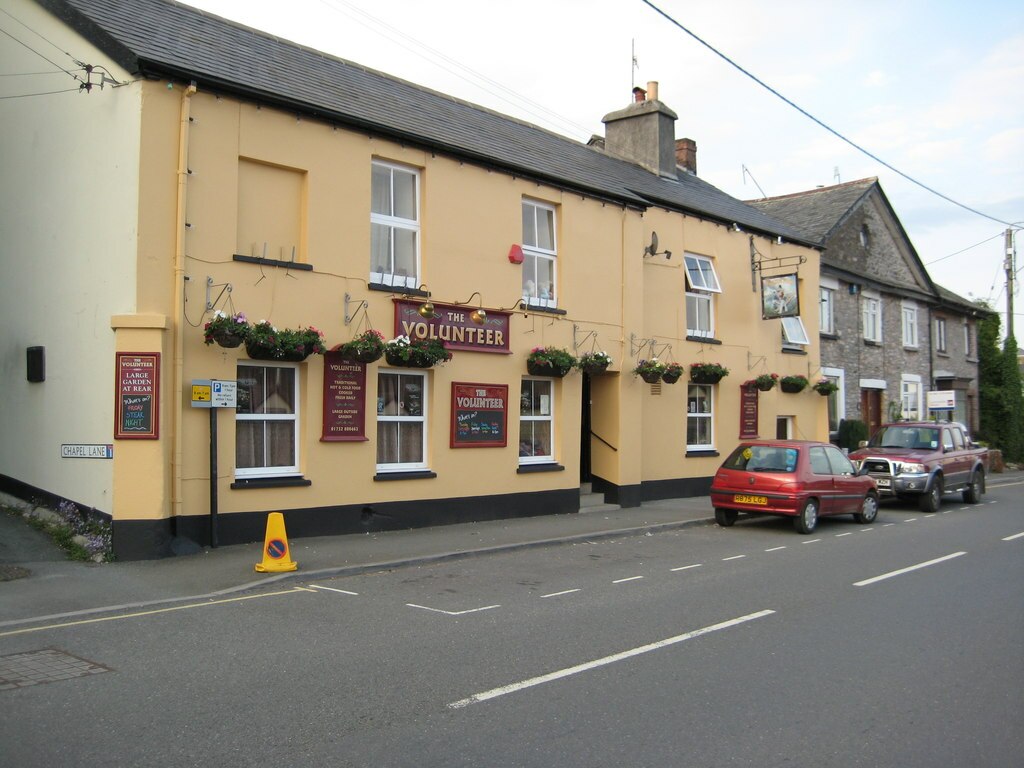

{"left": 794, "top": 498, "right": 818, "bottom": 534}
{"left": 715, "top": 508, "right": 738, "bottom": 527}
{"left": 854, "top": 492, "right": 879, "bottom": 524}
{"left": 918, "top": 478, "right": 942, "bottom": 513}
{"left": 962, "top": 472, "right": 984, "bottom": 504}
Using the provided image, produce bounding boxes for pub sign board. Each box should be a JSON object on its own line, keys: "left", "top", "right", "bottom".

{"left": 451, "top": 382, "right": 508, "bottom": 448}
{"left": 739, "top": 385, "right": 759, "bottom": 439}
{"left": 322, "top": 352, "right": 369, "bottom": 442}
{"left": 115, "top": 352, "right": 159, "bottom": 439}
{"left": 393, "top": 299, "right": 511, "bottom": 354}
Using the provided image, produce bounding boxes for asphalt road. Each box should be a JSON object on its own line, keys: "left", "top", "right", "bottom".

{"left": 2, "top": 482, "right": 1022, "bottom": 767}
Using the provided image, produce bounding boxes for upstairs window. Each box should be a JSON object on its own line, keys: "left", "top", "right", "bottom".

{"left": 819, "top": 285, "right": 836, "bottom": 334}
{"left": 371, "top": 161, "right": 420, "bottom": 289}
{"left": 781, "top": 316, "right": 810, "bottom": 349}
{"left": 862, "top": 293, "right": 882, "bottom": 342}
{"left": 935, "top": 317, "right": 947, "bottom": 353}
{"left": 522, "top": 200, "right": 557, "bottom": 308}
{"left": 902, "top": 301, "right": 918, "bottom": 348}
{"left": 684, "top": 254, "right": 721, "bottom": 339}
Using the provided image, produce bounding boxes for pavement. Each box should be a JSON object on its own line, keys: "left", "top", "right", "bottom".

{"left": 0, "top": 492, "right": 716, "bottom": 627}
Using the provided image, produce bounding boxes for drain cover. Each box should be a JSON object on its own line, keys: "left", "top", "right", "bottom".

{"left": 0, "top": 648, "right": 110, "bottom": 690}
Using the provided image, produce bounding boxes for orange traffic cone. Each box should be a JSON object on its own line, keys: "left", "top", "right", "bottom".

{"left": 254, "top": 512, "right": 298, "bottom": 573}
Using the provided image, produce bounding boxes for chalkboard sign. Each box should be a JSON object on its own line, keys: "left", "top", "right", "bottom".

{"left": 451, "top": 382, "right": 508, "bottom": 448}
{"left": 115, "top": 352, "right": 159, "bottom": 439}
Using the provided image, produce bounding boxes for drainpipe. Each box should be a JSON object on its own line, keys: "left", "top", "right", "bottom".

{"left": 172, "top": 81, "right": 197, "bottom": 523}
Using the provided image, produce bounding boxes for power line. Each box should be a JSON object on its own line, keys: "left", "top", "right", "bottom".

{"left": 640, "top": 0, "right": 1018, "bottom": 229}
{"left": 925, "top": 231, "right": 1006, "bottom": 265}
{"left": 0, "top": 87, "right": 81, "bottom": 100}
{"left": 0, "top": 24, "right": 84, "bottom": 85}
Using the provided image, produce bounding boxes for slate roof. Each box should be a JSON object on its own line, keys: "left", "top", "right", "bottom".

{"left": 39, "top": 0, "right": 813, "bottom": 245}
{"left": 933, "top": 284, "right": 993, "bottom": 317}
{"left": 746, "top": 178, "right": 877, "bottom": 245}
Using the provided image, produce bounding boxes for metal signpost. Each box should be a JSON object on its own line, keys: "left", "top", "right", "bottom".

{"left": 191, "top": 379, "right": 237, "bottom": 547}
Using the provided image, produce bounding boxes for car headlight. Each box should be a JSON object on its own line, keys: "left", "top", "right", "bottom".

{"left": 897, "top": 462, "right": 927, "bottom": 474}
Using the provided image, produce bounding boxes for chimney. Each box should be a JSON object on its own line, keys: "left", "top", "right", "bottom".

{"left": 601, "top": 81, "right": 678, "bottom": 178}
{"left": 675, "top": 138, "right": 697, "bottom": 175}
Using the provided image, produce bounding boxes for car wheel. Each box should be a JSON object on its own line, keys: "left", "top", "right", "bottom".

{"left": 794, "top": 498, "right": 818, "bottom": 534}
{"left": 918, "top": 478, "right": 942, "bottom": 513}
{"left": 962, "top": 472, "right": 984, "bottom": 504}
{"left": 854, "top": 492, "right": 879, "bottom": 524}
{"left": 715, "top": 508, "right": 738, "bottom": 527}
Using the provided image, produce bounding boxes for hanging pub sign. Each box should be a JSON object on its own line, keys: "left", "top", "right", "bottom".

{"left": 322, "top": 352, "right": 369, "bottom": 441}
{"left": 393, "top": 299, "right": 511, "bottom": 354}
{"left": 115, "top": 352, "right": 159, "bottom": 439}
{"left": 761, "top": 273, "right": 800, "bottom": 319}
{"left": 451, "top": 382, "right": 508, "bottom": 448}
{"left": 739, "top": 384, "right": 759, "bottom": 439}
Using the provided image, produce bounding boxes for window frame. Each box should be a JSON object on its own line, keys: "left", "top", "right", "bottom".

{"left": 821, "top": 366, "right": 845, "bottom": 435}
{"left": 521, "top": 199, "right": 558, "bottom": 309}
{"left": 376, "top": 369, "right": 428, "bottom": 472}
{"left": 819, "top": 286, "right": 836, "bottom": 335}
{"left": 862, "top": 292, "right": 882, "bottom": 342}
{"left": 684, "top": 254, "right": 721, "bottom": 339}
{"left": 235, "top": 361, "right": 300, "bottom": 478}
{"left": 370, "top": 160, "right": 421, "bottom": 289}
{"left": 901, "top": 373, "right": 922, "bottom": 420}
{"left": 519, "top": 377, "right": 555, "bottom": 464}
{"left": 901, "top": 301, "right": 918, "bottom": 348}
{"left": 686, "top": 383, "right": 715, "bottom": 451}
{"left": 781, "top": 316, "right": 810, "bottom": 347}
{"left": 935, "top": 317, "right": 947, "bottom": 353}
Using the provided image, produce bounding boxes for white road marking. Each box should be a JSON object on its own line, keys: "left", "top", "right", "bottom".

{"left": 835, "top": 533, "right": 852, "bottom": 538}
{"left": 924, "top": 514, "right": 936, "bottom": 518}
{"left": 883, "top": 523, "right": 896, "bottom": 527}
{"left": 612, "top": 576, "right": 644, "bottom": 584}
{"left": 670, "top": 564, "right": 703, "bottom": 571}
{"left": 905, "top": 518, "right": 918, "bottom": 522}
{"left": 309, "top": 584, "right": 359, "bottom": 596}
{"left": 764, "top": 546, "right": 787, "bottom": 552}
{"left": 988, "top": 500, "right": 998, "bottom": 505}
{"left": 801, "top": 539, "right": 822, "bottom": 544}
{"left": 722, "top": 555, "right": 746, "bottom": 561}
{"left": 1002, "top": 532, "right": 1024, "bottom": 541}
{"left": 854, "top": 552, "right": 967, "bottom": 587}
{"left": 541, "top": 589, "right": 581, "bottom": 598}
{"left": 406, "top": 603, "right": 500, "bottom": 616}
{"left": 860, "top": 528, "right": 875, "bottom": 532}
{"left": 448, "top": 609, "right": 776, "bottom": 708}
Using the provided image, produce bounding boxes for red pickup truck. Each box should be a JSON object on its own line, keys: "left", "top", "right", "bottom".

{"left": 849, "top": 422, "right": 988, "bottom": 513}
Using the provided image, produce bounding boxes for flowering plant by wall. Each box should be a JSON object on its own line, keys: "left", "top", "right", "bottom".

{"left": 384, "top": 335, "right": 452, "bottom": 367}
{"left": 690, "top": 361, "right": 730, "bottom": 383}
{"left": 245, "top": 321, "right": 326, "bottom": 361}
{"left": 526, "top": 346, "right": 576, "bottom": 377}
{"left": 336, "top": 329, "right": 386, "bottom": 363}
{"left": 780, "top": 374, "right": 809, "bottom": 393}
{"left": 203, "top": 310, "right": 249, "bottom": 347}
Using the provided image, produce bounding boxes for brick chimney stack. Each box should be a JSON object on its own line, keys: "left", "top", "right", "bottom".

{"left": 675, "top": 138, "right": 697, "bottom": 175}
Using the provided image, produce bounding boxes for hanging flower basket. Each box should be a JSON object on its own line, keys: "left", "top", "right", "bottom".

{"left": 335, "top": 330, "right": 386, "bottom": 364}
{"left": 780, "top": 375, "right": 809, "bottom": 393}
{"left": 751, "top": 373, "right": 778, "bottom": 391}
{"left": 689, "top": 362, "right": 730, "bottom": 385}
{"left": 577, "top": 351, "right": 613, "bottom": 376}
{"left": 661, "top": 363, "right": 684, "bottom": 384}
{"left": 204, "top": 311, "right": 249, "bottom": 348}
{"left": 812, "top": 378, "right": 840, "bottom": 396}
{"left": 633, "top": 358, "right": 666, "bottom": 384}
{"left": 526, "top": 347, "right": 576, "bottom": 378}
{"left": 383, "top": 336, "right": 452, "bottom": 368}
{"left": 244, "top": 322, "right": 325, "bottom": 362}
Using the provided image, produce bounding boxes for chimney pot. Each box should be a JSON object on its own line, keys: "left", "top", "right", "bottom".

{"left": 646, "top": 81, "right": 659, "bottom": 101}
{"left": 632, "top": 86, "right": 646, "bottom": 103}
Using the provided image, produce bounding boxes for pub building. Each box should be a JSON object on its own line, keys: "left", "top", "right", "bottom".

{"left": 1, "top": 0, "right": 825, "bottom": 559}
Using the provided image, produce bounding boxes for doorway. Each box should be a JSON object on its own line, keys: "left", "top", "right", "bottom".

{"left": 861, "top": 388, "right": 882, "bottom": 437}
{"left": 776, "top": 416, "right": 793, "bottom": 439}
{"left": 580, "top": 372, "right": 592, "bottom": 484}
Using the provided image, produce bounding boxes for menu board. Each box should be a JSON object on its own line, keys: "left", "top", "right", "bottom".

{"left": 322, "top": 353, "right": 368, "bottom": 441}
{"left": 115, "top": 352, "right": 159, "bottom": 439}
{"left": 451, "top": 382, "right": 508, "bottom": 448}
{"left": 739, "top": 384, "right": 759, "bottom": 439}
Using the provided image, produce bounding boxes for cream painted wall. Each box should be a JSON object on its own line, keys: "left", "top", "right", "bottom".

{"left": 0, "top": 0, "right": 142, "bottom": 514}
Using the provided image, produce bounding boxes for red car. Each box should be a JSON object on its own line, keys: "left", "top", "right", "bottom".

{"left": 710, "top": 440, "right": 879, "bottom": 534}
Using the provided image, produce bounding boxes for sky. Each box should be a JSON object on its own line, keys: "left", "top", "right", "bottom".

{"left": 180, "top": 0, "right": 1023, "bottom": 338}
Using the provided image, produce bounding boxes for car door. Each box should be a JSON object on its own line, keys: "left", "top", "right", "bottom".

{"left": 825, "top": 445, "right": 863, "bottom": 514}
{"left": 807, "top": 446, "right": 837, "bottom": 514}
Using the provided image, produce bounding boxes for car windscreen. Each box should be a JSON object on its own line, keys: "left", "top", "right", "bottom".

{"left": 723, "top": 445, "right": 798, "bottom": 472}
{"left": 869, "top": 426, "right": 939, "bottom": 450}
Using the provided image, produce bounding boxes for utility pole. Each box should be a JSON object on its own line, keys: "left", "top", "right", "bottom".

{"left": 1006, "top": 228, "right": 1015, "bottom": 338}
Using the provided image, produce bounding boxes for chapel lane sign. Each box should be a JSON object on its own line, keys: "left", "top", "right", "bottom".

{"left": 393, "top": 299, "right": 511, "bottom": 353}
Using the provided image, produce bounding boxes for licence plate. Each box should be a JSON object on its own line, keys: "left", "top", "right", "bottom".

{"left": 734, "top": 494, "right": 767, "bottom": 505}
{"left": 875, "top": 478, "right": 891, "bottom": 488}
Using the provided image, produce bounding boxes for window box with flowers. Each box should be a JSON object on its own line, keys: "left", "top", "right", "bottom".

{"left": 526, "top": 346, "right": 576, "bottom": 378}
{"left": 745, "top": 373, "right": 778, "bottom": 392}
{"left": 335, "top": 329, "right": 386, "bottom": 364}
{"left": 812, "top": 378, "right": 840, "bottom": 396}
{"left": 204, "top": 311, "right": 249, "bottom": 348}
{"left": 245, "top": 321, "right": 326, "bottom": 361}
{"left": 384, "top": 336, "right": 452, "bottom": 368}
{"left": 780, "top": 374, "right": 809, "bottom": 393}
{"left": 633, "top": 358, "right": 667, "bottom": 384}
{"left": 577, "top": 351, "right": 612, "bottom": 375}
{"left": 690, "top": 361, "right": 729, "bottom": 384}
{"left": 661, "top": 362, "right": 685, "bottom": 384}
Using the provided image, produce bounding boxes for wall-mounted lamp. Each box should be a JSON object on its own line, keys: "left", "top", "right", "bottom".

{"left": 849, "top": 284, "right": 860, "bottom": 295}
{"left": 732, "top": 223, "right": 742, "bottom": 233}
{"left": 455, "top": 292, "right": 487, "bottom": 325}
{"left": 776, "top": 236, "right": 784, "bottom": 245}
{"left": 643, "top": 231, "right": 672, "bottom": 260}
{"left": 404, "top": 284, "right": 436, "bottom": 319}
